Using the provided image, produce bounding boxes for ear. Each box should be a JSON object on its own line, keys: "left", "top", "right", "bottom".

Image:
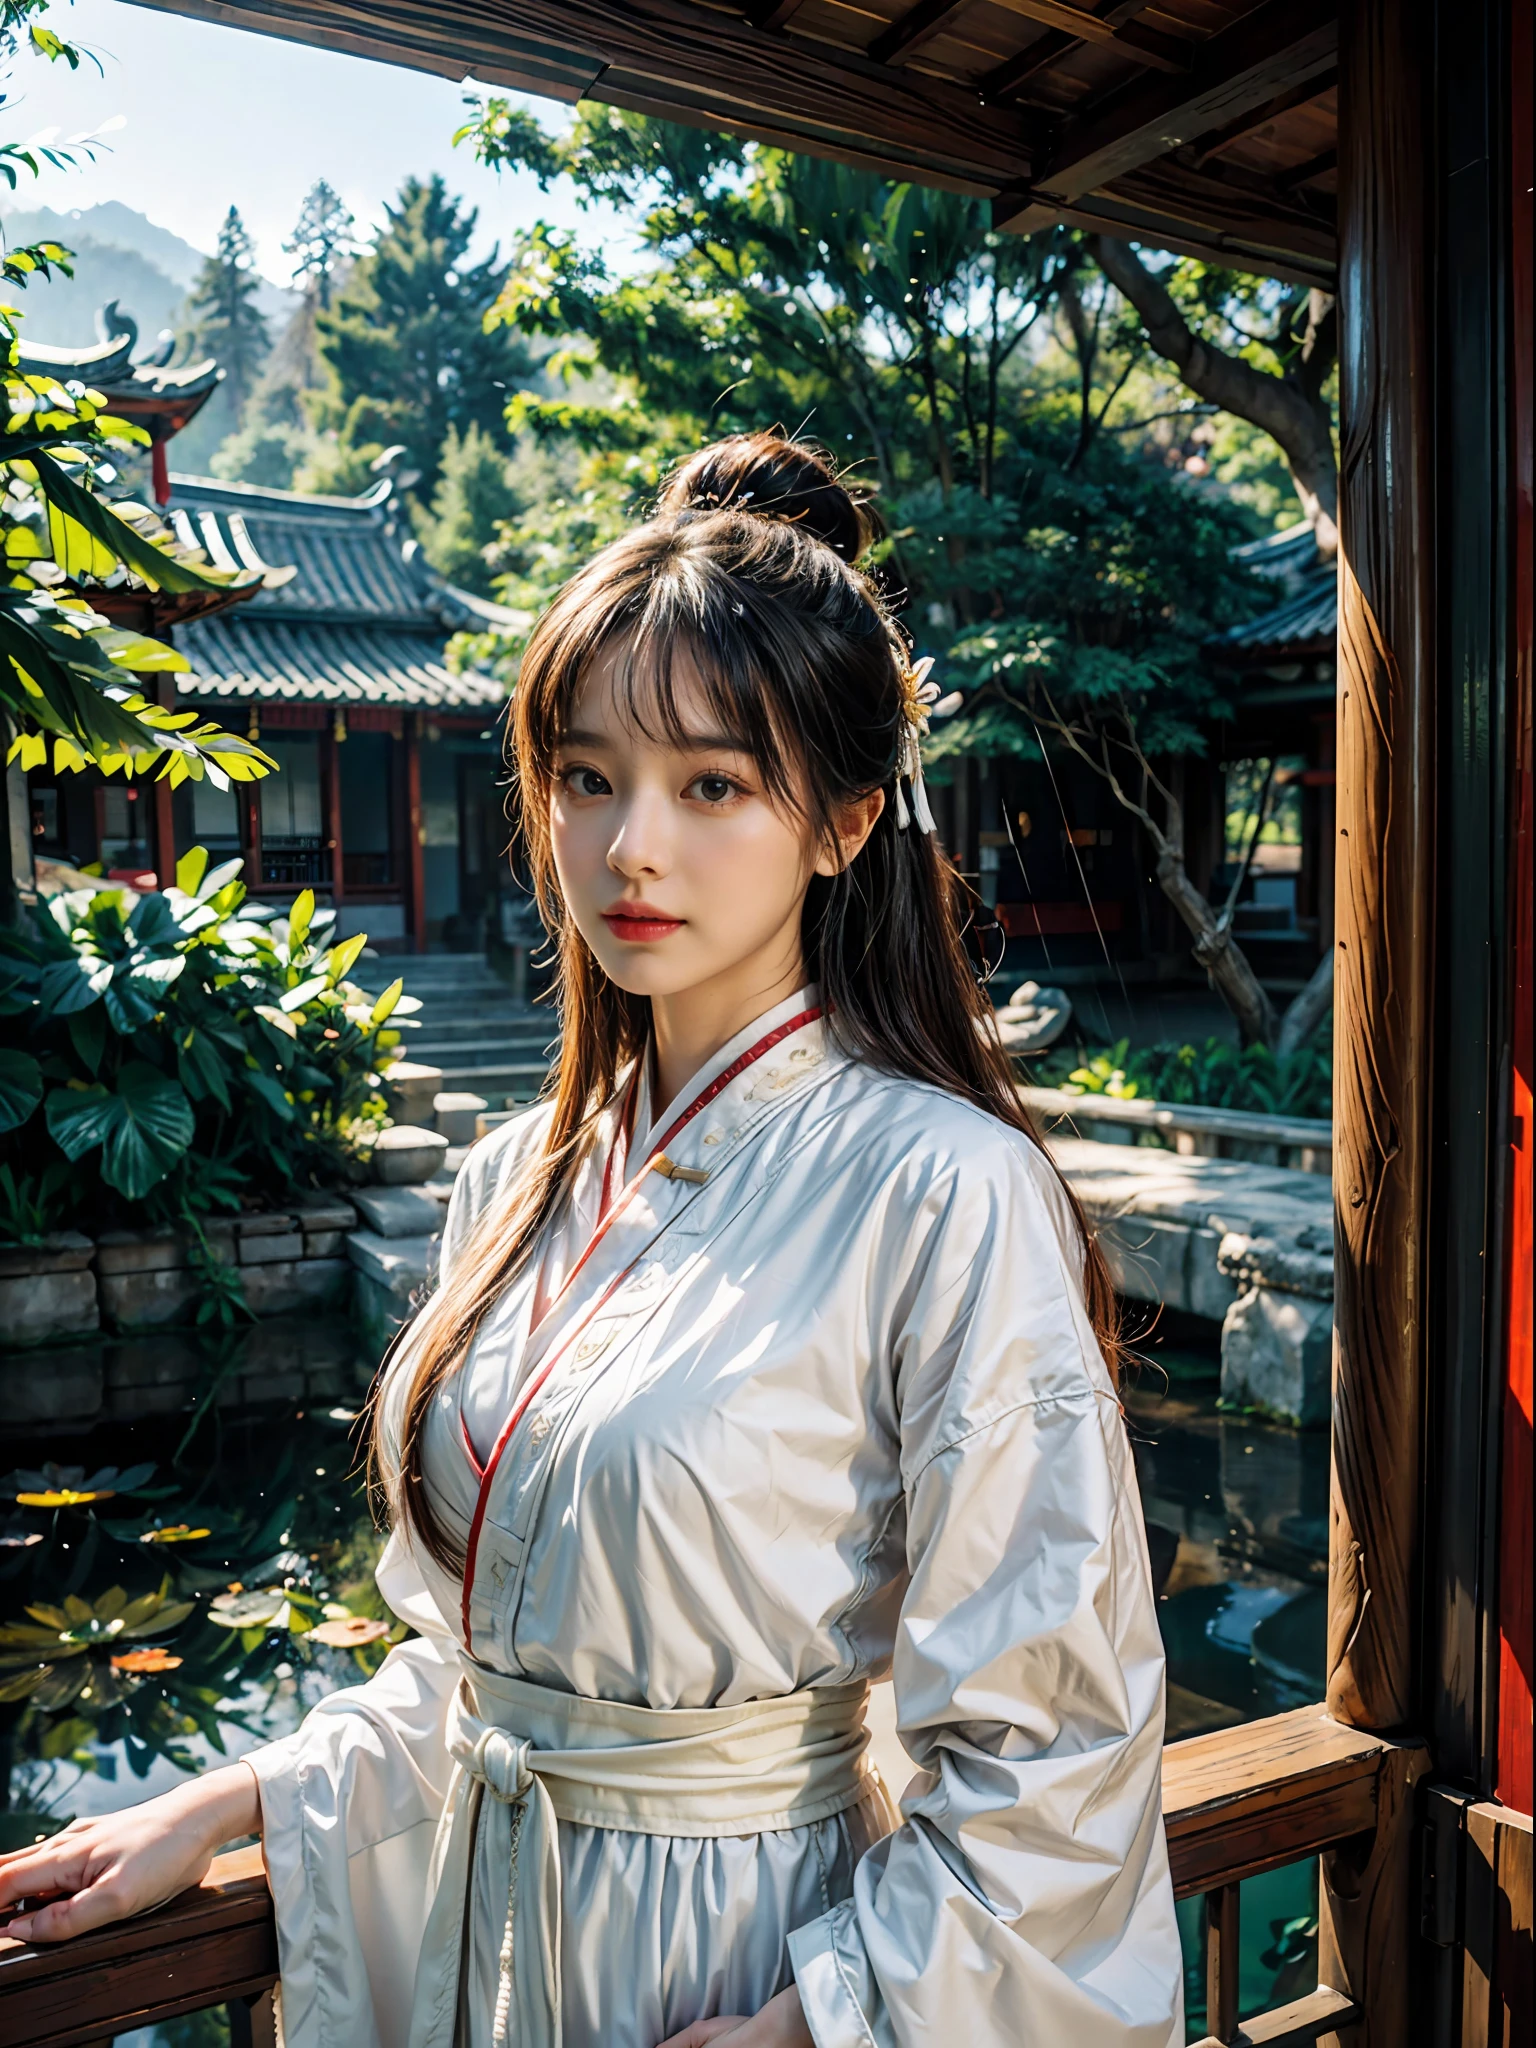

{"left": 813, "top": 787, "right": 886, "bottom": 877}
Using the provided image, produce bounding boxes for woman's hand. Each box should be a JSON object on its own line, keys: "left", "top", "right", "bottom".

{"left": 657, "top": 1985, "right": 815, "bottom": 2048}
{"left": 0, "top": 1760, "right": 261, "bottom": 1944}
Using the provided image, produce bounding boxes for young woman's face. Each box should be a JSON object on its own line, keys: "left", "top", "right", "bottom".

{"left": 550, "top": 640, "right": 864, "bottom": 1005}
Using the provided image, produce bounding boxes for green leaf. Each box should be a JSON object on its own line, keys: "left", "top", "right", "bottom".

{"left": 287, "top": 889, "right": 315, "bottom": 953}
{"left": 66, "top": 1005, "right": 107, "bottom": 1075}
{"left": 0, "top": 1049, "right": 43, "bottom": 1134}
{"left": 325, "top": 933, "right": 368, "bottom": 983}
{"left": 369, "top": 978, "right": 403, "bottom": 1026}
{"left": 279, "top": 974, "right": 329, "bottom": 1014}
{"left": 38, "top": 953, "right": 112, "bottom": 1016}
{"left": 245, "top": 1070, "right": 295, "bottom": 1120}
{"left": 175, "top": 845, "right": 209, "bottom": 898}
{"left": 28, "top": 451, "right": 233, "bottom": 596}
{"left": 177, "top": 1028, "right": 233, "bottom": 1113}
{"left": 44, "top": 1063, "right": 194, "bottom": 1199}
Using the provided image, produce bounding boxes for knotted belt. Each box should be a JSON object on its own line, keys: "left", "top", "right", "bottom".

{"left": 406, "top": 1662, "right": 888, "bottom": 2048}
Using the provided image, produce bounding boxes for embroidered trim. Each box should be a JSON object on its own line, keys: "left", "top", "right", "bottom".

{"left": 460, "top": 1004, "right": 824, "bottom": 1650}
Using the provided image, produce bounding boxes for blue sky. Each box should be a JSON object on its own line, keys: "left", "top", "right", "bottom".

{"left": 2, "top": 0, "right": 625, "bottom": 280}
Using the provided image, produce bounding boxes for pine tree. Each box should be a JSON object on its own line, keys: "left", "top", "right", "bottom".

{"left": 284, "top": 180, "right": 355, "bottom": 309}
{"left": 418, "top": 421, "right": 521, "bottom": 593}
{"left": 183, "top": 206, "right": 270, "bottom": 423}
{"left": 308, "top": 175, "right": 529, "bottom": 497}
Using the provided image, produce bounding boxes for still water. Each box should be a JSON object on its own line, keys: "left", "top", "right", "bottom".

{"left": 0, "top": 1320, "right": 1328, "bottom": 2043}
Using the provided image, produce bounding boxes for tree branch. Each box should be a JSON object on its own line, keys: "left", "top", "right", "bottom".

{"left": 1092, "top": 236, "right": 1338, "bottom": 554}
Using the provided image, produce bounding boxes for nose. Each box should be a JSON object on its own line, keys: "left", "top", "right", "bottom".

{"left": 605, "top": 782, "right": 673, "bottom": 882}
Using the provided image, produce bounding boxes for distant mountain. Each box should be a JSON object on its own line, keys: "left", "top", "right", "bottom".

{"left": 3, "top": 201, "right": 206, "bottom": 287}
{"left": 0, "top": 202, "right": 299, "bottom": 351}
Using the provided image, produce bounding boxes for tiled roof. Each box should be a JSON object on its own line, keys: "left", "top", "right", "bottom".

{"left": 1213, "top": 522, "right": 1337, "bottom": 662}
{"left": 17, "top": 332, "right": 222, "bottom": 409}
{"left": 166, "top": 474, "right": 525, "bottom": 709}
{"left": 176, "top": 614, "right": 504, "bottom": 709}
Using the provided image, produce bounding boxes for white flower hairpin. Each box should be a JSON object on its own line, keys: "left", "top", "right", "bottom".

{"left": 895, "top": 654, "right": 964, "bottom": 833}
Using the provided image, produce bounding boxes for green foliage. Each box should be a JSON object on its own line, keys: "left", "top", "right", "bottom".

{"left": 182, "top": 206, "right": 269, "bottom": 421}
{"left": 306, "top": 175, "right": 532, "bottom": 497}
{"left": 0, "top": 849, "right": 415, "bottom": 1226}
{"left": 0, "top": 4, "right": 273, "bottom": 810}
{"left": 1061, "top": 1042, "right": 1140, "bottom": 1099}
{"left": 449, "top": 103, "right": 1263, "bottom": 723}
{"left": 417, "top": 420, "right": 520, "bottom": 594}
{"left": 1032, "top": 1030, "right": 1332, "bottom": 1121}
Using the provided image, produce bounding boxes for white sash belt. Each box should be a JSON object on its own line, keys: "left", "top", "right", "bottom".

{"left": 407, "top": 1662, "right": 888, "bottom": 2048}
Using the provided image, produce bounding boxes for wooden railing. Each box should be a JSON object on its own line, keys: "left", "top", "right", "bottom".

{"left": 1019, "top": 1085, "right": 1334, "bottom": 1175}
{"left": 0, "top": 1705, "right": 1419, "bottom": 2047}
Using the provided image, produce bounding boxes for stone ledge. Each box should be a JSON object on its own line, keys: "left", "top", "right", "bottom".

{"left": 0, "top": 1231, "right": 94, "bottom": 1278}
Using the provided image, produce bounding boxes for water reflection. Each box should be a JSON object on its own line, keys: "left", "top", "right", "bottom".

{"left": 1126, "top": 1334, "right": 1329, "bottom": 2037}
{"left": 4, "top": 1321, "right": 1330, "bottom": 2045}
{"left": 0, "top": 1321, "right": 387, "bottom": 1855}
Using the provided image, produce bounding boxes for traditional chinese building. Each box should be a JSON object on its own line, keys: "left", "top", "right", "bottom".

{"left": 16, "top": 323, "right": 522, "bottom": 951}
{"left": 165, "top": 473, "right": 521, "bottom": 952}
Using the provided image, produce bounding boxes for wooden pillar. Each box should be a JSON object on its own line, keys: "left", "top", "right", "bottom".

{"left": 1323, "top": 0, "right": 1436, "bottom": 2036}
{"left": 404, "top": 710, "right": 426, "bottom": 954}
{"left": 323, "top": 715, "right": 345, "bottom": 909}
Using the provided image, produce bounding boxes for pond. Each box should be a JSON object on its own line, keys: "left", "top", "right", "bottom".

{"left": 0, "top": 1318, "right": 1329, "bottom": 2045}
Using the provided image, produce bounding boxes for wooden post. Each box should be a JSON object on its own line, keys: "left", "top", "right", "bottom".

{"left": 404, "top": 710, "right": 426, "bottom": 954}
{"left": 1322, "top": 0, "right": 1436, "bottom": 2037}
{"left": 323, "top": 716, "right": 345, "bottom": 909}
{"left": 1329, "top": 0, "right": 1434, "bottom": 1736}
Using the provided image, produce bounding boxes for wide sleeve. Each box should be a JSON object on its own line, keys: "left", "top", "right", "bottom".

{"left": 788, "top": 1134, "right": 1183, "bottom": 2048}
{"left": 245, "top": 1533, "right": 461, "bottom": 2048}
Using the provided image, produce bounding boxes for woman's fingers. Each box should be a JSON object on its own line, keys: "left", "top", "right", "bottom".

{"left": 5, "top": 1873, "right": 128, "bottom": 1946}
{"left": 0, "top": 1836, "right": 93, "bottom": 1912}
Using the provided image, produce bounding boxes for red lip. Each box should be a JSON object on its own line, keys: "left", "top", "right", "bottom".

{"left": 602, "top": 902, "right": 684, "bottom": 943}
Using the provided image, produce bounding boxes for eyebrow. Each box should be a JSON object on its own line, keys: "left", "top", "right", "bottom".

{"left": 560, "top": 725, "right": 754, "bottom": 754}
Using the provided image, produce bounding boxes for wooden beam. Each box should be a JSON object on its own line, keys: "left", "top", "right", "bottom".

{"left": 1026, "top": 0, "right": 1337, "bottom": 207}
{"left": 119, "top": 0, "right": 1046, "bottom": 191}
{"left": 994, "top": 187, "right": 1336, "bottom": 292}
{"left": 1161, "top": 1704, "right": 1402, "bottom": 1899}
{"left": 1274, "top": 145, "right": 1336, "bottom": 190}
{"left": 1190, "top": 70, "right": 1338, "bottom": 167}
{"left": 989, "top": 0, "right": 1190, "bottom": 76}
{"left": 867, "top": 0, "right": 967, "bottom": 71}
{"left": 982, "top": 0, "right": 1157, "bottom": 91}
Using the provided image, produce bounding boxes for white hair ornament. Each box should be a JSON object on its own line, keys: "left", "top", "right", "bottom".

{"left": 894, "top": 654, "right": 964, "bottom": 834}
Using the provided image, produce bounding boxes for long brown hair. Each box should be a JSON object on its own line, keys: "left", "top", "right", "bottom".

{"left": 373, "top": 431, "right": 1121, "bottom": 1574}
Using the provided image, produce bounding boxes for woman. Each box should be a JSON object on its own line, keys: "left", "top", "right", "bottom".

{"left": 0, "top": 434, "right": 1182, "bottom": 2048}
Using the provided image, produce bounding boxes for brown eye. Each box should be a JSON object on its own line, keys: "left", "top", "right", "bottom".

{"left": 565, "top": 767, "right": 611, "bottom": 798}
{"left": 689, "top": 774, "right": 738, "bottom": 805}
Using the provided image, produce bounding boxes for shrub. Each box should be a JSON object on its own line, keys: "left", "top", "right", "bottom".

{"left": 1028, "top": 1029, "right": 1332, "bottom": 1122}
{"left": 0, "top": 847, "right": 415, "bottom": 1238}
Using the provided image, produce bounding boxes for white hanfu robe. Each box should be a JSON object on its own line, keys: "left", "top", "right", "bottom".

{"left": 247, "top": 987, "right": 1182, "bottom": 2048}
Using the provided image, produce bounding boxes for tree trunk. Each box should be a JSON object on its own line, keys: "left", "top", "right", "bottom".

{"left": 1150, "top": 833, "right": 1279, "bottom": 1046}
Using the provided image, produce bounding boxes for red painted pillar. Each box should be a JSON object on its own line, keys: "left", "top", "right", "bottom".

{"left": 404, "top": 711, "right": 426, "bottom": 954}
{"left": 1498, "top": 0, "right": 1534, "bottom": 1819}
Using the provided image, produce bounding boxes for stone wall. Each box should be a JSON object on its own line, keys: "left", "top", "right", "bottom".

{"left": 0, "top": 1193, "right": 358, "bottom": 1347}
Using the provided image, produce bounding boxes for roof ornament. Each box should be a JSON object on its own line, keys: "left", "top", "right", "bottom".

{"left": 95, "top": 300, "right": 138, "bottom": 356}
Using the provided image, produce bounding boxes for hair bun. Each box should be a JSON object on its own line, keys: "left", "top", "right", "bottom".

{"left": 657, "top": 431, "right": 875, "bottom": 561}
